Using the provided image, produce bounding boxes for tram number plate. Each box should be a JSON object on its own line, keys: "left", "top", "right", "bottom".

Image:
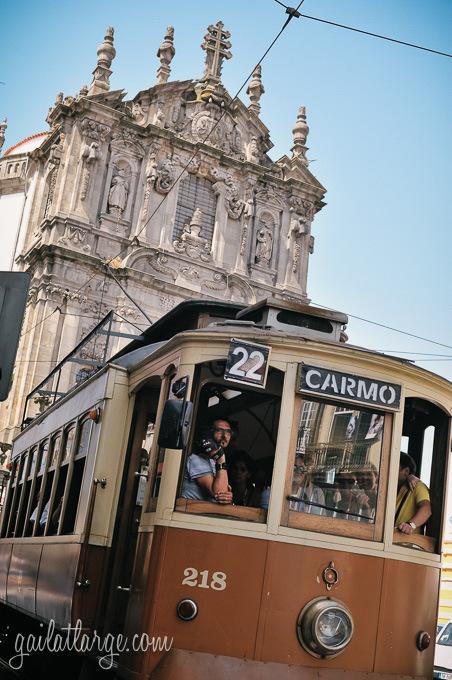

{"left": 224, "top": 339, "right": 271, "bottom": 389}
{"left": 182, "top": 567, "right": 227, "bottom": 591}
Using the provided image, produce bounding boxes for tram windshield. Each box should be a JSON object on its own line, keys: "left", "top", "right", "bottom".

{"left": 288, "top": 399, "right": 384, "bottom": 527}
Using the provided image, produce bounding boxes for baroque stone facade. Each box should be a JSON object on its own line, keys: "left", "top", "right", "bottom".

{"left": 0, "top": 21, "right": 326, "bottom": 443}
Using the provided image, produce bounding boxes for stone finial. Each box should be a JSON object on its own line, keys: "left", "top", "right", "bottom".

{"left": 246, "top": 65, "right": 265, "bottom": 115}
{"left": 201, "top": 21, "right": 232, "bottom": 87}
{"left": 291, "top": 106, "right": 309, "bottom": 165}
{"left": 88, "top": 26, "right": 116, "bottom": 96}
{"left": 156, "top": 26, "right": 175, "bottom": 84}
{"left": 79, "top": 84, "right": 89, "bottom": 97}
{"left": 0, "top": 118, "right": 7, "bottom": 153}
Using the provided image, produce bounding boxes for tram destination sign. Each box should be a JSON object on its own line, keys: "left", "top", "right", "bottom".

{"left": 224, "top": 338, "right": 271, "bottom": 389}
{"left": 297, "top": 364, "right": 401, "bottom": 410}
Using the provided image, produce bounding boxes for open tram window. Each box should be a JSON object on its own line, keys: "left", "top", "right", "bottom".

{"left": 393, "top": 397, "right": 450, "bottom": 554}
{"left": 284, "top": 397, "right": 390, "bottom": 541}
{"left": 59, "top": 417, "right": 93, "bottom": 534}
{"left": 175, "top": 360, "right": 283, "bottom": 523}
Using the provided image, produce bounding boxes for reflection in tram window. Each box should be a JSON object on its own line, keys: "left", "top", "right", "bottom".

{"left": 289, "top": 399, "right": 383, "bottom": 524}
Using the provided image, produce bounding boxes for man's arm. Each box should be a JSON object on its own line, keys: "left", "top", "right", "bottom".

{"left": 398, "top": 499, "right": 432, "bottom": 534}
{"left": 195, "top": 455, "right": 232, "bottom": 504}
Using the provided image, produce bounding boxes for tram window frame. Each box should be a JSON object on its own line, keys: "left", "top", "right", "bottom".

{"left": 393, "top": 397, "right": 450, "bottom": 554}
{"left": 146, "top": 369, "right": 175, "bottom": 512}
{"left": 281, "top": 395, "right": 392, "bottom": 542}
{"left": 42, "top": 423, "right": 75, "bottom": 536}
{"left": 4, "top": 457, "right": 25, "bottom": 537}
{"left": 174, "top": 361, "right": 283, "bottom": 524}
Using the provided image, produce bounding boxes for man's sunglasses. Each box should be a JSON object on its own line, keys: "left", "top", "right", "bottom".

{"left": 214, "top": 427, "right": 232, "bottom": 435}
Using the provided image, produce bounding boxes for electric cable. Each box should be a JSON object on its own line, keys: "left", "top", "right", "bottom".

{"left": 274, "top": 1, "right": 452, "bottom": 58}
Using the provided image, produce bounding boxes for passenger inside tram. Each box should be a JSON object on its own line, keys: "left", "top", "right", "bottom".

{"left": 227, "top": 451, "right": 261, "bottom": 507}
{"left": 180, "top": 418, "right": 233, "bottom": 504}
{"left": 289, "top": 455, "right": 325, "bottom": 515}
{"left": 395, "top": 452, "right": 431, "bottom": 536}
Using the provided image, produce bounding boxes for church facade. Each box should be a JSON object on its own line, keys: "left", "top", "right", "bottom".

{"left": 0, "top": 22, "right": 326, "bottom": 444}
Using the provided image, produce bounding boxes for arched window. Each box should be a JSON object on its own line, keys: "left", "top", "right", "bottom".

{"left": 173, "top": 175, "right": 217, "bottom": 243}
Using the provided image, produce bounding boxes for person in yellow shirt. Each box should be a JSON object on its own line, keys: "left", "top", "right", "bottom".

{"left": 395, "top": 453, "right": 431, "bottom": 535}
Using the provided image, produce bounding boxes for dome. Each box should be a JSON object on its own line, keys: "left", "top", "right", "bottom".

{"left": 2, "top": 131, "right": 49, "bottom": 157}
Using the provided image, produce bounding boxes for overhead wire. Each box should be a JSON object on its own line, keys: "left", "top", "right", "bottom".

{"left": 274, "top": 0, "right": 452, "bottom": 58}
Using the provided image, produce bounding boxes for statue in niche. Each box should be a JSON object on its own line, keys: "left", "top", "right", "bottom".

{"left": 152, "top": 102, "right": 165, "bottom": 127}
{"left": 107, "top": 167, "right": 129, "bottom": 216}
{"left": 246, "top": 136, "right": 260, "bottom": 164}
{"left": 255, "top": 224, "right": 273, "bottom": 265}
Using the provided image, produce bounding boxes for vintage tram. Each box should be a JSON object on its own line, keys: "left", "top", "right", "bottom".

{"left": 0, "top": 297, "right": 451, "bottom": 679}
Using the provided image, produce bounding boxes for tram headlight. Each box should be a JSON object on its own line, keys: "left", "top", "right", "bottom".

{"left": 176, "top": 598, "right": 198, "bottom": 621}
{"left": 297, "top": 597, "right": 354, "bottom": 658}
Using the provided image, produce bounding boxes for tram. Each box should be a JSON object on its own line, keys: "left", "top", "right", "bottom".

{"left": 0, "top": 297, "right": 451, "bottom": 679}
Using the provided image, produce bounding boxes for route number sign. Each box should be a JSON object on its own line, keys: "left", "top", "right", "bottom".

{"left": 224, "top": 339, "right": 271, "bottom": 389}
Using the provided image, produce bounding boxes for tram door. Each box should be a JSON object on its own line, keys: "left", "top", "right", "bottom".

{"left": 103, "top": 378, "right": 162, "bottom": 633}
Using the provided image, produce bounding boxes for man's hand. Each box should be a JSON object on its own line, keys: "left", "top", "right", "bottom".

{"left": 215, "top": 490, "right": 233, "bottom": 505}
{"left": 398, "top": 522, "right": 414, "bottom": 535}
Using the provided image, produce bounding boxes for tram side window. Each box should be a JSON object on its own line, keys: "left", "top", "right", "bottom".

{"left": 45, "top": 425, "right": 76, "bottom": 536}
{"left": 287, "top": 398, "right": 386, "bottom": 536}
{"left": 177, "top": 364, "right": 283, "bottom": 521}
{"left": 3, "top": 457, "right": 23, "bottom": 537}
{"left": 394, "top": 397, "right": 449, "bottom": 553}
{"left": 60, "top": 418, "right": 92, "bottom": 534}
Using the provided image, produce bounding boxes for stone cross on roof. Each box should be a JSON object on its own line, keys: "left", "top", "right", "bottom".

{"left": 201, "top": 21, "right": 232, "bottom": 86}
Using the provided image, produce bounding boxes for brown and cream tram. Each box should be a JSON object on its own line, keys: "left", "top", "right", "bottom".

{"left": 0, "top": 298, "right": 451, "bottom": 679}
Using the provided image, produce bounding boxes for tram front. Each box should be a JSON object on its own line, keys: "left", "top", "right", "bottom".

{"left": 117, "top": 298, "right": 451, "bottom": 680}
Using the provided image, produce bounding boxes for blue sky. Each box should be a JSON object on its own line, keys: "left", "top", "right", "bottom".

{"left": 1, "top": 0, "right": 451, "bottom": 380}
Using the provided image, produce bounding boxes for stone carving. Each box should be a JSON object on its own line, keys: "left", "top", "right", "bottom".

{"left": 0, "top": 119, "right": 7, "bottom": 153}
{"left": 291, "top": 106, "right": 309, "bottom": 165}
{"left": 173, "top": 208, "right": 211, "bottom": 261}
{"left": 255, "top": 183, "right": 285, "bottom": 208}
{"left": 140, "top": 154, "right": 158, "bottom": 223}
{"left": 246, "top": 136, "right": 261, "bottom": 164}
{"left": 107, "top": 167, "right": 129, "bottom": 216}
{"left": 117, "top": 304, "right": 142, "bottom": 321}
{"left": 80, "top": 141, "right": 100, "bottom": 201}
{"left": 58, "top": 224, "right": 91, "bottom": 252}
{"left": 246, "top": 65, "right": 264, "bottom": 115}
{"left": 309, "top": 235, "right": 315, "bottom": 254}
{"left": 255, "top": 222, "right": 273, "bottom": 265}
{"left": 45, "top": 285, "right": 87, "bottom": 305}
{"left": 112, "top": 128, "right": 144, "bottom": 154}
{"left": 156, "top": 26, "right": 175, "bottom": 84}
{"left": 88, "top": 26, "right": 116, "bottom": 96}
{"left": 43, "top": 134, "right": 65, "bottom": 219}
{"left": 147, "top": 251, "right": 177, "bottom": 281}
{"left": 240, "top": 187, "right": 255, "bottom": 255}
{"left": 292, "top": 241, "right": 301, "bottom": 273}
{"left": 155, "top": 154, "right": 177, "bottom": 194}
{"left": 152, "top": 101, "right": 165, "bottom": 127}
{"left": 212, "top": 171, "right": 243, "bottom": 220}
{"left": 201, "top": 22, "right": 232, "bottom": 93}
{"left": 160, "top": 296, "right": 176, "bottom": 312}
{"left": 179, "top": 265, "right": 200, "bottom": 281}
{"left": 203, "top": 272, "right": 227, "bottom": 291}
{"left": 131, "top": 101, "right": 146, "bottom": 124}
{"left": 80, "top": 117, "right": 110, "bottom": 142}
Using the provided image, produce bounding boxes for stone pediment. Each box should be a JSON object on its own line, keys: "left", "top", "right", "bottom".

{"left": 276, "top": 154, "right": 326, "bottom": 193}
{"left": 87, "top": 89, "right": 127, "bottom": 108}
